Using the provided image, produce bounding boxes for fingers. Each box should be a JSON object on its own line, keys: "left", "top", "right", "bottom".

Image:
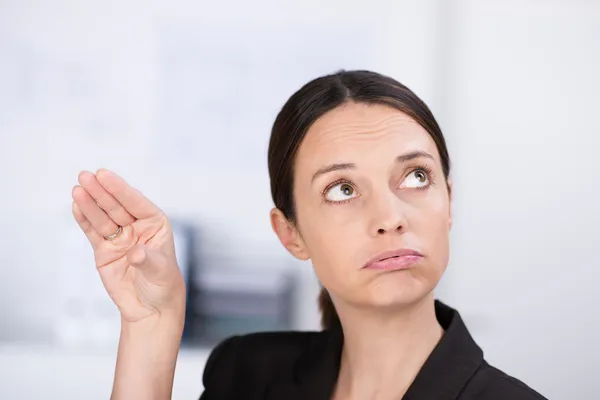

{"left": 78, "top": 171, "right": 136, "bottom": 227}
{"left": 72, "top": 185, "right": 120, "bottom": 238}
{"left": 95, "top": 169, "right": 161, "bottom": 220}
{"left": 72, "top": 201, "right": 103, "bottom": 246}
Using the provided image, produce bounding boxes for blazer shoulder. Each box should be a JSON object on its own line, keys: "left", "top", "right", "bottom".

{"left": 200, "top": 335, "right": 242, "bottom": 399}
{"left": 471, "top": 361, "right": 547, "bottom": 400}
{"left": 200, "top": 330, "right": 322, "bottom": 399}
{"left": 239, "top": 329, "right": 321, "bottom": 352}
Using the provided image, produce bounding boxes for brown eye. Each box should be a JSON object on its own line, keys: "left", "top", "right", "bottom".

{"left": 341, "top": 184, "right": 353, "bottom": 195}
{"left": 400, "top": 169, "right": 430, "bottom": 189}
{"left": 415, "top": 170, "right": 427, "bottom": 183}
{"left": 325, "top": 182, "right": 358, "bottom": 202}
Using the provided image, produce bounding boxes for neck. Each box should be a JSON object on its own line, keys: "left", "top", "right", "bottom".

{"left": 333, "top": 295, "right": 443, "bottom": 400}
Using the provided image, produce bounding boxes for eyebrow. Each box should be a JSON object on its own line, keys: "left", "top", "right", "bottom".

{"left": 311, "top": 150, "right": 435, "bottom": 183}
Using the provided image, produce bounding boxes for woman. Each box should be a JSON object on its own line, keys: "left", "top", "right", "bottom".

{"left": 71, "top": 70, "right": 547, "bottom": 400}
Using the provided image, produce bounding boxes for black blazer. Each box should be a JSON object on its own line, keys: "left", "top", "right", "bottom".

{"left": 199, "top": 301, "right": 547, "bottom": 400}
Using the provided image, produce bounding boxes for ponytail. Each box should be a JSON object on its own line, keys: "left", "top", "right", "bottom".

{"left": 318, "top": 287, "right": 340, "bottom": 329}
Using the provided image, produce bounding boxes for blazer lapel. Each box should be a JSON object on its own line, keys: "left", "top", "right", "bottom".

{"left": 403, "top": 301, "right": 484, "bottom": 400}
{"left": 265, "top": 326, "right": 343, "bottom": 400}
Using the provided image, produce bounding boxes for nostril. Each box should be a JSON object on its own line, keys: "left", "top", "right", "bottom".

{"left": 377, "top": 225, "right": 402, "bottom": 235}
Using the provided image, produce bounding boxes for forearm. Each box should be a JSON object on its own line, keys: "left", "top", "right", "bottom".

{"left": 111, "top": 311, "right": 185, "bottom": 400}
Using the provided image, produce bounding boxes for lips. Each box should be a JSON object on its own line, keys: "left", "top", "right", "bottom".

{"left": 363, "top": 248, "right": 423, "bottom": 269}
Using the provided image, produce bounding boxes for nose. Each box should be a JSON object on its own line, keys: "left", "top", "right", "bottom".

{"left": 368, "top": 191, "right": 408, "bottom": 237}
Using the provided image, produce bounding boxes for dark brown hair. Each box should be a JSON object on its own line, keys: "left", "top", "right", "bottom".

{"left": 267, "top": 70, "right": 451, "bottom": 330}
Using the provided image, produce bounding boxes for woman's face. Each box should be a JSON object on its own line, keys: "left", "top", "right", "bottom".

{"left": 272, "top": 101, "right": 452, "bottom": 311}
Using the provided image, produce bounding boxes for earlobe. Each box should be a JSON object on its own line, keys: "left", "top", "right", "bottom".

{"left": 269, "top": 208, "right": 310, "bottom": 260}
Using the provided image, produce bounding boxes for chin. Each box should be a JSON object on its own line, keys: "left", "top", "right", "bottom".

{"left": 368, "top": 293, "right": 427, "bottom": 310}
{"left": 364, "top": 274, "right": 434, "bottom": 309}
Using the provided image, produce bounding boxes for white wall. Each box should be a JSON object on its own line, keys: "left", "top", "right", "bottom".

{"left": 441, "top": 1, "right": 600, "bottom": 399}
{"left": 0, "top": 0, "right": 440, "bottom": 344}
{"left": 0, "top": 0, "right": 598, "bottom": 399}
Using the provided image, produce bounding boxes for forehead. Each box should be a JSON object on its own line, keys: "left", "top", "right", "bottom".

{"left": 295, "top": 102, "right": 440, "bottom": 170}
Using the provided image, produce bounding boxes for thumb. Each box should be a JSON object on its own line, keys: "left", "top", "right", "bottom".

{"left": 126, "top": 243, "right": 169, "bottom": 280}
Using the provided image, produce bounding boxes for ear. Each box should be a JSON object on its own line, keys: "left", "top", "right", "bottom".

{"left": 447, "top": 179, "right": 453, "bottom": 230}
{"left": 270, "top": 207, "right": 310, "bottom": 260}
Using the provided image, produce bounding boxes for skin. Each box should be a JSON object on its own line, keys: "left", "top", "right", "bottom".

{"left": 72, "top": 170, "right": 186, "bottom": 399}
{"left": 71, "top": 101, "right": 453, "bottom": 400}
{"left": 270, "top": 101, "right": 453, "bottom": 399}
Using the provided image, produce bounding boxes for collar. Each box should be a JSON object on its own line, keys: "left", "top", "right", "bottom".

{"left": 266, "top": 300, "right": 484, "bottom": 400}
{"left": 403, "top": 300, "right": 484, "bottom": 399}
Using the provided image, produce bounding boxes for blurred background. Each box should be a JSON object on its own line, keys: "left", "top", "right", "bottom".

{"left": 0, "top": 0, "right": 599, "bottom": 398}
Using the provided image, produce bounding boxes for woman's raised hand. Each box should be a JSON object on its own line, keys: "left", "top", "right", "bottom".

{"left": 71, "top": 169, "right": 186, "bottom": 323}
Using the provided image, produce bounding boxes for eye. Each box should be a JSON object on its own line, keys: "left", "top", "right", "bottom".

{"left": 400, "top": 169, "right": 430, "bottom": 189}
{"left": 325, "top": 182, "right": 358, "bottom": 202}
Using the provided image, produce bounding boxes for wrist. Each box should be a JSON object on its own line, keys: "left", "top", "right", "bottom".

{"left": 121, "top": 309, "right": 185, "bottom": 341}
{"left": 113, "top": 310, "right": 184, "bottom": 399}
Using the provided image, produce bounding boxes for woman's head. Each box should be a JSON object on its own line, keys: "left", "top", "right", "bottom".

{"left": 268, "top": 70, "right": 452, "bottom": 329}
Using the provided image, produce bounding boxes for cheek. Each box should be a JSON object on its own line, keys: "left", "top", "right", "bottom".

{"left": 415, "top": 196, "right": 451, "bottom": 266}
{"left": 303, "top": 218, "right": 356, "bottom": 266}
{"left": 296, "top": 205, "right": 364, "bottom": 288}
{"left": 296, "top": 188, "right": 360, "bottom": 251}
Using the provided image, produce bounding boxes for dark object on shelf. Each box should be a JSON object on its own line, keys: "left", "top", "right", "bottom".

{"left": 184, "top": 265, "right": 297, "bottom": 347}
